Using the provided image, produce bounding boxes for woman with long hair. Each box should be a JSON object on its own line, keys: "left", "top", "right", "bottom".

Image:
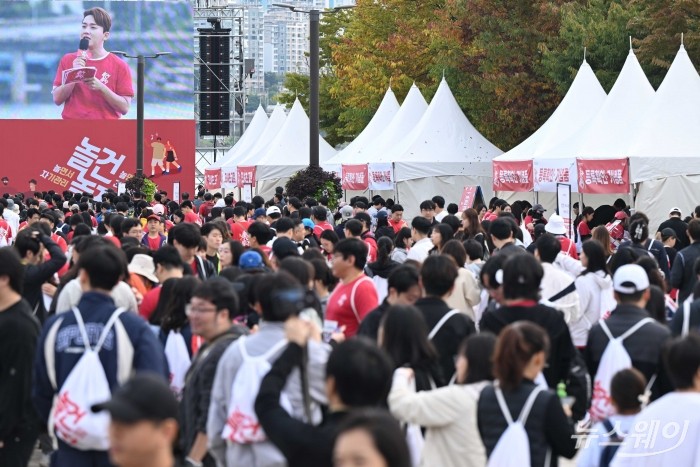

{"left": 392, "top": 227, "right": 412, "bottom": 264}
{"left": 218, "top": 239, "right": 245, "bottom": 270}
{"left": 462, "top": 208, "right": 488, "bottom": 259}
{"left": 477, "top": 322, "right": 577, "bottom": 466}
{"left": 441, "top": 241, "right": 481, "bottom": 321}
{"left": 571, "top": 240, "right": 615, "bottom": 348}
{"left": 380, "top": 305, "right": 445, "bottom": 391}
{"left": 156, "top": 276, "right": 201, "bottom": 357}
{"left": 591, "top": 225, "right": 614, "bottom": 262}
{"left": 430, "top": 223, "right": 454, "bottom": 254}
{"left": 319, "top": 229, "right": 339, "bottom": 264}
{"left": 365, "top": 238, "right": 400, "bottom": 303}
{"left": 389, "top": 334, "right": 496, "bottom": 467}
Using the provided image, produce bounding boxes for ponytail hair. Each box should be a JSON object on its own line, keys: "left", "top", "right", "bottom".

{"left": 493, "top": 322, "right": 549, "bottom": 391}
{"left": 376, "top": 236, "right": 394, "bottom": 266}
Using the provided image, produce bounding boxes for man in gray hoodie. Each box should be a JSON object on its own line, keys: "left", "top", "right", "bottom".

{"left": 207, "top": 272, "right": 330, "bottom": 467}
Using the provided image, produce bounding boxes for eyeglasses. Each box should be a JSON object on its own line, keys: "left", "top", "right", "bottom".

{"left": 185, "top": 304, "right": 218, "bottom": 316}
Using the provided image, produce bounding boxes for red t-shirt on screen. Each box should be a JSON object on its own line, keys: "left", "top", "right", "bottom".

{"left": 53, "top": 52, "right": 134, "bottom": 119}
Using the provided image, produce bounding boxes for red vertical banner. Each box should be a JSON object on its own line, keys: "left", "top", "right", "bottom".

{"left": 576, "top": 158, "right": 629, "bottom": 194}
{"left": 237, "top": 166, "right": 256, "bottom": 187}
{"left": 341, "top": 164, "right": 369, "bottom": 190}
{"left": 204, "top": 168, "right": 221, "bottom": 190}
{"left": 492, "top": 160, "right": 534, "bottom": 192}
{"left": 459, "top": 186, "right": 478, "bottom": 211}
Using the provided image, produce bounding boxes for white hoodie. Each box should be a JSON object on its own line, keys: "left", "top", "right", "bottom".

{"left": 572, "top": 270, "right": 615, "bottom": 347}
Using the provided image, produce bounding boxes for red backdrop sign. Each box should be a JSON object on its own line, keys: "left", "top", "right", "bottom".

{"left": 205, "top": 168, "right": 222, "bottom": 190}
{"left": 341, "top": 164, "right": 369, "bottom": 190}
{"left": 237, "top": 166, "right": 256, "bottom": 187}
{"left": 492, "top": 160, "right": 534, "bottom": 192}
{"left": 0, "top": 120, "right": 195, "bottom": 198}
{"left": 576, "top": 158, "right": 629, "bottom": 194}
{"left": 459, "top": 186, "right": 482, "bottom": 212}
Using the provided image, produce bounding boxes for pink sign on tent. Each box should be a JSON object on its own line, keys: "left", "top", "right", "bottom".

{"left": 493, "top": 160, "right": 533, "bottom": 192}
{"left": 459, "top": 186, "right": 480, "bottom": 211}
{"left": 576, "top": 158, "right": 629, "bottom": 194}
{"left": 341, "top": 164, "right": 369, "bottom": 190}
{"left": 237, "top": 166, "right": 256, "bottom": 187}
{"left": 204, "top": 168, "right": 222, "bottom": 190}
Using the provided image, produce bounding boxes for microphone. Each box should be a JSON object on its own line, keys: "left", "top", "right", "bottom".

{"left": 78, "top": 38, "right": 89, "bottom": 60}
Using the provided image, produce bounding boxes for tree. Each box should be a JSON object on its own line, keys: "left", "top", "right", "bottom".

{"left": 541, "top": 0, "right": 643, "bottom": 93}
{"left": 631, "top": 0, "right": 700, "bottom": 87}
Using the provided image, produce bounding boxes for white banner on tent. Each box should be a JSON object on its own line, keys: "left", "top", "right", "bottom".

{"left": 533, "top": 158, "right": 578, "bottom": 193}
{"left": 556, "top": 183, "right": 574, "bottom": 239}
{"left": 368, "top": 163, "right": 394, "bottom": 191}
{"left": 221, "top": 167, "right": 237, "bottom": 189}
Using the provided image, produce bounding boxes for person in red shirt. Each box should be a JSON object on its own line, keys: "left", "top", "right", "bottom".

{"left": 198, "top": 193, "right": 216, "bottom": 222}
{"left": 326, "top": 238, "right": 379, "bottom": 338}
{"left": 577, "top": 206, "right": 595, "bottom": 243}
{"left": 141, "top": 215, "right": 167, "bottom": 251}
{"left": 388, "top": 204, "right": 408, "bottom": 233}
{"left": 311, "top": 206, "right": 333, "bottom": 238}
{"left": 140, "top": 246, "right": 184, "bottom": 320}
{"left": 545, "top": 214, "right": 579, "bottom": 259}
{"left": 52, "top": 7, "right": 133, "bottom": 119}
{"left": 180, "top": 200, "right": 202, "bottom": 226}
{"left": 226, "top": 206, "right": 250, "bottom": 246}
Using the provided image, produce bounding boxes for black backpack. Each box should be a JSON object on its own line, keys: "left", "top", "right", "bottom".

{"left": 566, "top": 348, "right": 591, "bottom": 422}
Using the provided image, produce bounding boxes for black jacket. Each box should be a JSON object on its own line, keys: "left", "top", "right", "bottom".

{"left": 179, "top": 326, "right": 246, "bottom": 458}
{"left": 584, "top": 304, "right": 671, "bottom": 400}
{"left": 670, "top": 241, "right": 700, "bottom": 303}
{"left": 184, "top": 256, "right": 217, "bottom": 281}
{"left": 414, "top": 297, "right": 476, "bottom": 382}
{"left": 0, "top": 299, "right": 41, "bottom": 441}
{"left": 658, "top": 217, "right": 689, "bottom": 249}
{"left": 356, "top": 299, "right": 391, "bottom": 342}
{"left": 670, "top": 298, "right": 700, "bottom": 336}
{"left": 23, "top": 234, "right": 66, "bottom": 323}
{"left": 255, "top": 343, "right": 348, "bottom": 467}
{"left": 478, "top": 381, "right": 577, "bottom": 467}
{"left": 618, "top": 239, "right": 670, "bottom": 284}
{"left": 480, "top": 303, "right": 575, "bottom": 388}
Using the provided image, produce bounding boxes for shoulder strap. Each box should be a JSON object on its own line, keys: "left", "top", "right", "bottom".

{"left": 238, "top": 335, "right": 288, "bottom": 361}
{"left": 602, "top": 418, "right": 614, "bottom": 434}
{"left": 647, "top": 238, "right": 655, "bottom": 252}
{"left": 619, "top": 318, "right": 655, "bottom": 341}
{"left": 548, "top": 282, "right": 577, "bottom": 302}
{"left": 428, "top": 309, "right": 461, "bottom": 340}
{"left": 350, "top": 276, "right": 371, "bottom": 323}
{"left": 683, "top": 299, "right": 692, "bottom": 337}
{"left": 71, "top": 307, "right": 93, "bottom": 352}
{"left": 518, "top": 385, "right": 544, "bottom": 424}
{"left": 45, "top": 317, "right": 64, "bottom": 390}
{"left": 196, "top": 256, "right": 207, "bottom": 279}
{"left": 95, "top": 308, "right": 127, "bottom": 352}
{"left": 494, "top": 386, "right": 514, "bottom": 425}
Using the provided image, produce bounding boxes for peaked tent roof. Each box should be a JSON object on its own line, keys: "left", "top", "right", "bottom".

{"left": 227, "top": 104, "right": 287, "bottom": 168}
{"left": 326, "top": 87, "right": 400, "bottom": 165}
{"left": 493, "top": 60, "right": 606, "bottom": 162}
{"left": 342, "top": 83, "right": 428, "bottom": 165}
{"left": 393, "top": 78, "right": 502, "bottom": 180}
{"left": 629, "top": 45, "right": 700, "bottom": 182}
{"left": 256, "top": 99, "right": 337, "bottom": 180}
{"left": 211, "top": 105, "right": 269, "bottom": 169}
{"left": 560, "top": 49, "right": 655, "bottom": 161}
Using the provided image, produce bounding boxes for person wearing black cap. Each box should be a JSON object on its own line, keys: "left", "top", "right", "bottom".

{"left": 92, "top": 373, "right": 180, "bottom": 467}
{"left": 660, "top": 227, "right": 679, "bottom": 269}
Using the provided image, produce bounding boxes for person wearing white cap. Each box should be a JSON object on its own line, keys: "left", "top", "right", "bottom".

{"left": 545, "top": 213, "right": 578, "bottom": 260}
{"left": 656, "top": 206, "right": 689, "bottom": 249}
{"left": 584, "top": 264, "right": 671, "bottom": 401}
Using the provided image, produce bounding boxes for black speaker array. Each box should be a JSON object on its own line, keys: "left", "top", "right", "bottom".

{"left": 198, "top": 26, "right": 231, "bottom": 136}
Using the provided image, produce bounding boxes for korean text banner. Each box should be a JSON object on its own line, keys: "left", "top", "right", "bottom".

{"left": 492, "top": 160, "right": 533, "bottom": 192}
{"left": 367, "top": 163, "right": 393, "bottom": 191}
{"left": 0, "top": 120, "right": 195, "bottom": 198}
{"left": 576, "top": 158, "right": 630, "bottom": 194}
{"left": 341, "top": 164, "right": 369, "bottom": 191}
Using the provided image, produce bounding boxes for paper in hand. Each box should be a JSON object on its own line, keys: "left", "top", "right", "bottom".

{"left": 61, "top": 66, "right": 97, "bottom": 85}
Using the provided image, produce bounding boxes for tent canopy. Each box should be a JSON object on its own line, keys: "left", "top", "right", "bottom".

{"left": 227, "top": 104, "right": 287, "bottom": 168}
{"left": 629, "top": 45, "right": 700, "bottom": 182}
{"left": 326, "top": 87, "right": 400, "bottom": 165}
{"left": 494, "top": 60, "right": 607, "bottom": 163}
{"left": 255, "top": 99, "right": 337, "bottom": 180}
{"left": 393, "top": 78, "right": 502, "bottom": 181}
{"left": 341, "top": 83, "right": 428, "bottom": 165}
{"left": 210, "top": 105, "right": 269, "bottom": 169}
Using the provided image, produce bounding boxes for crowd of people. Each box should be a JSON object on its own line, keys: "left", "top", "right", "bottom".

{"left": 2, "top": 185, "right": 700, "bottom": 467}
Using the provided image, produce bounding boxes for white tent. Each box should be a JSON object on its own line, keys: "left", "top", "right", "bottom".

{"left": 546, "top": 49, "right": 655, "bottom": 192}
{"left": 630, "top": 45, "right": 700, "bottom": 225}
{"left": 254, "top": 99, "right": 337, "bottom": 196}
{"left": 342, "top": 83, "right": 428, "bottom": 165}
{"left": 218, "top": 104, "right": 287, "bottom": 189}
{"left": 390, "top": 79, "right": 502, "bottom": 213}
{"left": 325, "top": 87, "right": 400, "bottom": 168}
{"left": 209, "top": 105, "right": 268, "bottom": 170}
{"left": 492, "top": 60, "right": 606, "bottom": 206}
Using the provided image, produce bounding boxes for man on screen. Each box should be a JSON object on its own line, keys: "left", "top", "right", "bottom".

{"left": 52, "top": 7, "right": 134, "bottom": 119}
